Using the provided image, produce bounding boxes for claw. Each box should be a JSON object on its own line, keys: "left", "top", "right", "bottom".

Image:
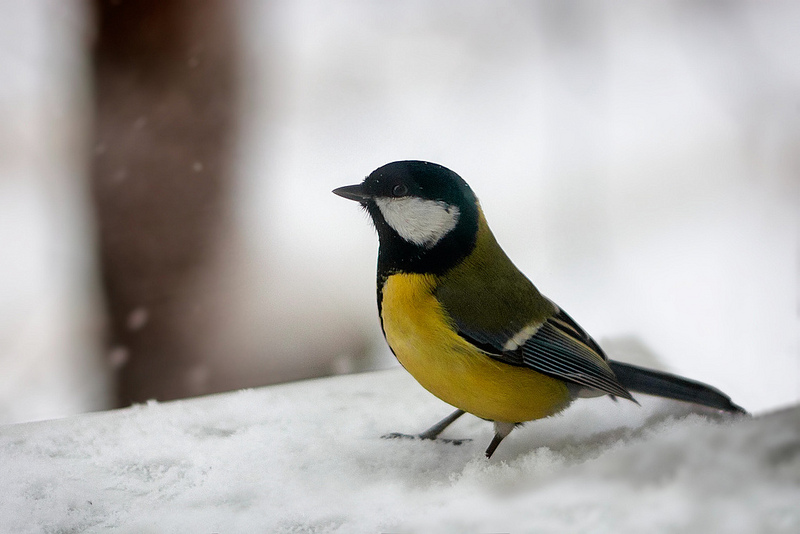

{"left": 381, "top": 432, "right": 471, "bottom": 446}
{"left": 381, "top": 432, "right": 416, "bottom": 440}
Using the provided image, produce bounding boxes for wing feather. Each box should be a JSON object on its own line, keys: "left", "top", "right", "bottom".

{"left": 454, "top": 308, "right": 634, "bottom": 401}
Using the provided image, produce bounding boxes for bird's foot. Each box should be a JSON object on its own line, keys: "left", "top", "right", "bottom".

{"left": 381, "top": 432, "right": 471, "bottom": 446}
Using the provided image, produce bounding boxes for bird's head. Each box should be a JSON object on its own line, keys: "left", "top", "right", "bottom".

{"left": 334, "top": 161, "right": 481, "bottom": 274}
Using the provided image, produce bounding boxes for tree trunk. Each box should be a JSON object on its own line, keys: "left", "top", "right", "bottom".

{"left": 90, "top": 0, "right": 238, "bottom": 405}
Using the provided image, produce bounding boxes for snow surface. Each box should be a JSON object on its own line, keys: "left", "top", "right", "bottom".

{"left": 1, "top": 368, "right": 797, "bottom": 534}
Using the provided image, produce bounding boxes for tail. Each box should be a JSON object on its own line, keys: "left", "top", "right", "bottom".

{"left": 609, "top": 360, "right": 747, "bottom": 414}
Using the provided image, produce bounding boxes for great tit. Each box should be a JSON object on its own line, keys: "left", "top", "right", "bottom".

{"left": 334, "top": 160, "right": 746, "bottom": 459}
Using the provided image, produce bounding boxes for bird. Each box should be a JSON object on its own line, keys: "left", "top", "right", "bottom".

{"left": 333, "top": 160, "right": 746, "bottom": 459}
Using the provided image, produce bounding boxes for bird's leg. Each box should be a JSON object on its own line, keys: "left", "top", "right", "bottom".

{"left": 419, "top": 409, "right": 465, "bottom": 439}
{"left": 382, "top": 409, "right": 470, "bottom": 445}
{"left": 485, "top": 421, "right": 516, "bottom": 459}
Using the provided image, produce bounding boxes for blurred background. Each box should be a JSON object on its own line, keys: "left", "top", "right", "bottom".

{"left": 0, "top": 0, "right": 797, "bottom": 424}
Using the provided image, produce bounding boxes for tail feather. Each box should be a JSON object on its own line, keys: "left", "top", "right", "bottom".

{"left": 609, "top": 360, "right": 747, "bottom": 414}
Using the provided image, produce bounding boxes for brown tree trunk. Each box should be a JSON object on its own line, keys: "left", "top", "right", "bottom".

{"left": 90, "top": 0, "right": 238, "bottom": 405}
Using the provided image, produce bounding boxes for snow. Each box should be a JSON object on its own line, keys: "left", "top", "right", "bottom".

{"left": 1, "top": 368, "right": 797, "bottom": 533}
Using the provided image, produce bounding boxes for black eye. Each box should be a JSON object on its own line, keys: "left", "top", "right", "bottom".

{"left": 392, "top": 184, "right": 408, "bottom": 197}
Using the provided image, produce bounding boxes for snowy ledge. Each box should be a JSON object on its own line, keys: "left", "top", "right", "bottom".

{"left": 1, "top": 368, "right": 797, "bottom": 534}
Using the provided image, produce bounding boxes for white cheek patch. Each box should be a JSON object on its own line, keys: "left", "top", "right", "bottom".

{"left": 375, "top": 197, "right": 460, "bottom": 248}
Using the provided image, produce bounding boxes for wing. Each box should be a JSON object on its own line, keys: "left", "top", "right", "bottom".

{"left": 455, "top": 306, "right": 634, "bottom": 401}
{"left": 433, "top": 214, "right": 633, "bottom": 401}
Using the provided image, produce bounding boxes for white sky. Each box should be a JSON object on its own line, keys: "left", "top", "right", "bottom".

{"left": 236, "top": 1, "right": 800, "bottom": 413}
{"left": 0, "top": 1, "right": 797, "bottom": 423}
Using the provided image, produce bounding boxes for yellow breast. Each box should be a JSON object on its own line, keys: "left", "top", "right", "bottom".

{"left": 381, "top": 273, "right": 572, "bottom": 423}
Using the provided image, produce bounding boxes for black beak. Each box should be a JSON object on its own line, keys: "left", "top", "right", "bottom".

{"left": 332, "top": 184, "right": 372, "bottom": 202}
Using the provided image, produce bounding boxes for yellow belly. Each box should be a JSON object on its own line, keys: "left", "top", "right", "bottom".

{"left": 381, "top": 273, "right": 572, "bottom": 423}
